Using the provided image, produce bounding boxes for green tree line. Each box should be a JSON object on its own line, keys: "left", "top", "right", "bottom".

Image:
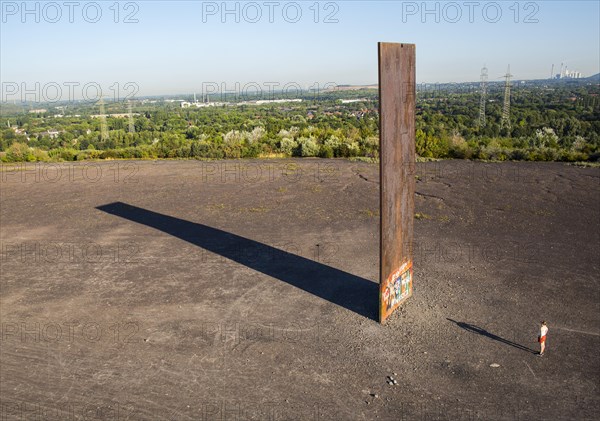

{"left": 1, "top": 82, "right": 598, "bottom": 162}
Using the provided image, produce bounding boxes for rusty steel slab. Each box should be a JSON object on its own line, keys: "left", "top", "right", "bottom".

{"left": 378, "top": 42, "right": 416, "bottom": 323}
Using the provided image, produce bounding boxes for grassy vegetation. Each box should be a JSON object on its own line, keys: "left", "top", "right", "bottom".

{"left": 1, "top": 81, "right": 598, "bottom": 163}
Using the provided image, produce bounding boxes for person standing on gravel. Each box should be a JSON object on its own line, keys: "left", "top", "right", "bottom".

{"left": 538, "top": 321, "right": 548, "bottom": 356}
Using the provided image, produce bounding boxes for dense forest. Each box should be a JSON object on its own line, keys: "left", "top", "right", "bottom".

{"left": 1, "top": 80, "right": 599, "bottom": 163}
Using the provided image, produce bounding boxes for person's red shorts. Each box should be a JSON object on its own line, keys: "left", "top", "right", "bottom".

{"left": 539, "top": 335, "right": 546, "bottom": 343}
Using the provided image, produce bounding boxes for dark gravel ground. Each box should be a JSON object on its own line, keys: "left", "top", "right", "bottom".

{"left": 1, "top": 159, "right": 598, "bottom": 420}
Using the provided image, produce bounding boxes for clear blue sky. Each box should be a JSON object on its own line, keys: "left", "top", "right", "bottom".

{"left": 1, "top": 1, "right": 599, "bottom": 98}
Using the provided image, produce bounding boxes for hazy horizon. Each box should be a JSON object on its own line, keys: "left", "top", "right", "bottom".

{"left": 2, "top": 1, "right": 599, "bottom": 100}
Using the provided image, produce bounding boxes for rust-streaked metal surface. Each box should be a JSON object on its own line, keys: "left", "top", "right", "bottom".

{"left": 379, "top": 42, "right": 416, "bottom": 323}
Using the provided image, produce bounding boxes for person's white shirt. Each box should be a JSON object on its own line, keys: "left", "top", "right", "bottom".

{"left": 540, "top": 325, "right": 548, "bottom": 337}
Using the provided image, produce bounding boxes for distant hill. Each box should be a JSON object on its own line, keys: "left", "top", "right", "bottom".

{"left": 327, "top": 84, "right": 378, "bottom": 91}
{"left": 584, "top": 73, "right": 600, "bottom": 81}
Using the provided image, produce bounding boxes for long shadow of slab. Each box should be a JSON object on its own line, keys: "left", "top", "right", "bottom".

{"left": 447, "top": 318, "right": 537, "bottom": 354}
{"left": 97, "top": 202, "right": 378, "bottom": 320}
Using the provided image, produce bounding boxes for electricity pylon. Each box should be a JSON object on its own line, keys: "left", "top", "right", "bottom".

{"left": 98, "top": 97, "right": 109, "bottom": 141}
{"left": 128, "top": 100, "right": 135, "bottom": 134}
{"left": 500, "top": 65, "right": 513, "bottom": 130}
{"left": 478, "top": 65, "right": 488, "bottom": 128}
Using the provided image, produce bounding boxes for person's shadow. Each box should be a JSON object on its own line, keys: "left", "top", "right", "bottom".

{"left": 447, "top": 318, "right": 538, "bottom": 354}
{"left": 96, "top": 202, "right": 378, "bottom": 320}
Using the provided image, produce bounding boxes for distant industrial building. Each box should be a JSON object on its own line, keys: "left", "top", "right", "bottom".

{"left": 181, "top": 93, "right": 224, "bottom": 108}
{"left": 551, "top": 63, "right": 583, "bottom": 79}
{"left": 180, "top": 93, "right": 302, "bottom": 107}
{"left": 339, "top": 98, "right": 369, "bottom": 104}
{"left": 90, "top": 113, "right": 140, "bottom": 118}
